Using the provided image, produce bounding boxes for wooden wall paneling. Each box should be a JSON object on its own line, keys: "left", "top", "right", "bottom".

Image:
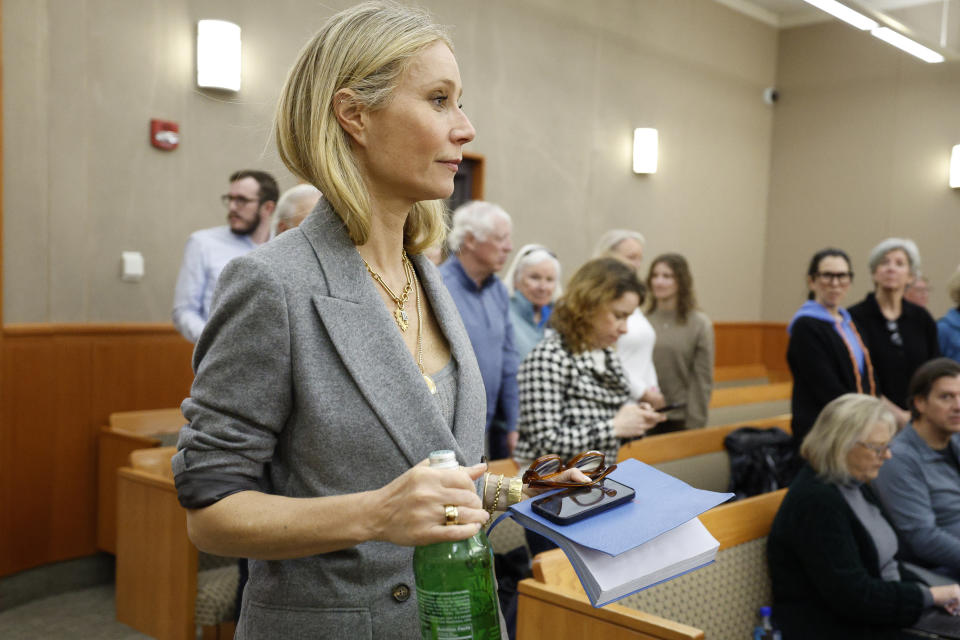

{"left": 713, "top": 322, "right": 790, "bottom": 378}
{"left": 0, "top": 325, "right": 195, "bottom": 577}
{"left": 761, "top": 323, "right": 790, "bottom": 377}
{"left": 1, "top": 334, "right": 96, "bottom": 575}
{"left": 90, "top": 331, "right": 194, "bottom": 426}
{"left": 712, "top": 323, "right": 763, "bottom": 369}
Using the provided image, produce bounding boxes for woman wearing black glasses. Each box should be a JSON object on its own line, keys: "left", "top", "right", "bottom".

{"left": 849, "top": 238, "right": 940, "bottom": 428}
{"left": 768, "top": 393, "right": 960, "bottom": 639}
{"left": 787, "top": 248, "right": 879, "bottom": 446}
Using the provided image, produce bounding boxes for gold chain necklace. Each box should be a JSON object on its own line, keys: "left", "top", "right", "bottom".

{"left": 411, "top": 263, "right": 437, "bottom": 395}
{"left": 364, "top": 252, "right": 412, "bottom": 331}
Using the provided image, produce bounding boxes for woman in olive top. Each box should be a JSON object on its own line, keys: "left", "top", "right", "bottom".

{"left": 645, "top": 253, "right": 714, "bottom": 430}
{"left": 849, "top": 238, "right": 939, "bottom": 426}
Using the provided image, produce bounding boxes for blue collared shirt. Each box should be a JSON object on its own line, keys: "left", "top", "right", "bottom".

{"left": 872, "top": 423, "right": 960, "bottom": 571}
{"left": 172, "top": 225, "right": 258, "bottom": 343}
{"left": 439, "top": 255, "right": 519, "bottom": 432}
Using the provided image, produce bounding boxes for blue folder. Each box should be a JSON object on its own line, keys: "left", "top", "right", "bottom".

{"left": 508, "top": 457, "right": 734, "bottom": 556}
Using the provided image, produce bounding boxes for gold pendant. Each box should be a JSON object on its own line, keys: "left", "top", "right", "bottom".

{"left": 394, "top": 308, "right": 409, "bottom": 332}
{"left": 423, "top": 373, "right": 437, "bottom": 395}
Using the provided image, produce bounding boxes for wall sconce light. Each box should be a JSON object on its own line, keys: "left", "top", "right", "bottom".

{"left": 197, "top": 20, "right": 241, "bottom": 91}
{"left": 633, "top": 128, "right": 658, "bottom": 174}
{"left": 951, "top": 145, "right": 960, "bottom": 189}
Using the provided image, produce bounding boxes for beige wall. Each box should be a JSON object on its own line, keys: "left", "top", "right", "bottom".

{"left": 763, "top": 20, "right": 960, "bottom": 322}
{"left": 2, "top": 0, "right": 778, "bottom": 323}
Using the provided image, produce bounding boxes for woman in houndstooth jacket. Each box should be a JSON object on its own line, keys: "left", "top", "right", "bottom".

{"left": 513, "top": 258, "right": 666, "bottom": 466}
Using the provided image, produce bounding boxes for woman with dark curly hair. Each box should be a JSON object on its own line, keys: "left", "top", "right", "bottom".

{"left": 646, "top": 253, "right": 714, "bottom": 430}
{"left": 513, "top": 257, "right": 665, "bottom": 465}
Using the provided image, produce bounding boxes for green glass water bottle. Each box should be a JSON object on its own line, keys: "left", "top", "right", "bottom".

{"left": 413, "top": 450, "right": 502, "bottom": 640}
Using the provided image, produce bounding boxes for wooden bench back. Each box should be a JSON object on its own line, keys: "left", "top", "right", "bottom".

{"left": 708, "top": 381, "right": 792, "bottom": 409}
{"left": 520, "top": 489, "right": 787, "bottom": 640}
{"left": 109, "top": 408, "right": 185, "bottom": 436}
{"left": 130, "top": 445, "right": 177, "bottom": 480}
{"left": 617, "top": 414, "right": 791, "bottom": 464}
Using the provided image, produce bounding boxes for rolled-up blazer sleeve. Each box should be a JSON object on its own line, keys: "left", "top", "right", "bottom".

{"left": 173, "top": 254, "right": 293, "bottom": 508}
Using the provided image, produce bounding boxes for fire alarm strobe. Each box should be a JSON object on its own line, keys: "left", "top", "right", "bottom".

{"left": 150, "top": 119, "right": 179, "bottom": 151}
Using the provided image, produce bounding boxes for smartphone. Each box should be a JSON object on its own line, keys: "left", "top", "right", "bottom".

{"left": 656, "top": 402, "right": 687, "bottom": 413}
{"left": 530, "top": 478, "right": 636, "bottom": 525}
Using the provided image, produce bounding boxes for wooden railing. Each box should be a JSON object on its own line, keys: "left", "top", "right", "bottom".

{"left": 0, "top": 321, "right": 787, "bottom": 577}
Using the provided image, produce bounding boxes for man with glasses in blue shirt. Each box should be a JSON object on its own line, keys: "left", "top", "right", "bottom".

{"left": 873, "top": 358, "right": 960, "bottom": 579}
{"left": 172, "top": 170, "right": 278, "bottom": 343}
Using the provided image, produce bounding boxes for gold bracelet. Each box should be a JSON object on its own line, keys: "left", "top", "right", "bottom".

{"left": 486, "top": 474, "right": 505, "bottom": 525}
{"left": 507, "top": 476, "right": 524, "bottom": 506}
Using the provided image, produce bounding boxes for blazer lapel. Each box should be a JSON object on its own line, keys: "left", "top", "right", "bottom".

{"left": 412, "top": 253, "right": 486, "bottom": 461}
{"left": 300, "top": 203, "right": 463, "bottom": 467}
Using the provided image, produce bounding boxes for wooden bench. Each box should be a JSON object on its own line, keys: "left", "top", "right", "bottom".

{"left": 115, "top": 446, "right": 237, "bottom": 640}
{"left": 516, "top": 488, "right": 787, "bottom": 639}
{"left": 706, "top": 381, "right": 792, "bottom": 427}
{"left": 617, "top": 414, "right": 791, "bottom": 493}
{"left": 97, "top": 408, "right": 185, "bottom": 553}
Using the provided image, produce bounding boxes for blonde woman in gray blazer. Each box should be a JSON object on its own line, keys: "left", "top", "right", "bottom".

{"left": 173, "top": 4, "right": 584, "bottom": 639}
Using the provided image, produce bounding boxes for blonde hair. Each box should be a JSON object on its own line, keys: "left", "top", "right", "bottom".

{"left": 593, "top": 229, "right": 646, "bottom": 258}
{"left": 800, "top": 394, "right": 895, "bottom": 484}
{"left": 274, "top": 1, "right": 451, "bottom": 253}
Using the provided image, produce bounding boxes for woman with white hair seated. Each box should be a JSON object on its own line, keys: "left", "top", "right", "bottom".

{"left": 849, "top": 238, "right": 939, "bottom": 426}
{"left": 593, "top": 229, "right": 666, "bottom": 413}
{"left": 939, "top": 268, "right": 960, "bottom": 362}
{"left": 767, "top": 393, "right": 960, "bottom": 639}
{"left": 502, "top": 244, "right": 561, "bottom": 360}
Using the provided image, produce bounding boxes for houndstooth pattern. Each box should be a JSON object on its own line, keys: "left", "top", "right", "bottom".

{"left": 515, "top": 331, "right": 632, "bottom": 462}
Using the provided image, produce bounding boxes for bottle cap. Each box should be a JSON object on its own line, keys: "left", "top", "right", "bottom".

{"left": 759, "top": 606, "right": 772, "bottom": 616}
{"left": 428, "top": 450, "right": 458, "bottom": 469}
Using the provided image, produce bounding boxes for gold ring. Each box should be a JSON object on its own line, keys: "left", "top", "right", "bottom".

{"left": 444, "top": 504, "right": 459, "bottom": 526}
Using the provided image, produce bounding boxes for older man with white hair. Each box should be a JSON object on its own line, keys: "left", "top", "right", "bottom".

{"left": 273, "top": 183, "right": 321, "bottom": 235}
{"left": 440, "top": 200, "right": 518, "bottom": 458}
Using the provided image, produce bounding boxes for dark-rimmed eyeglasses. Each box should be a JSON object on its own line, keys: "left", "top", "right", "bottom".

{"left": 856, "top": 441, "right": 891, "bottom": 456}
{"left": 815, "top": 271, "right": 853, "bottom": 284}
{"left": 221, "top": 194, "right": 261, "bottom": 208}
{"left": 522, "top": 450, "right": 617, "bottom": 488}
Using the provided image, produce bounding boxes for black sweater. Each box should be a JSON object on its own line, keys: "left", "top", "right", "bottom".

{"left": 787, "top": 316, "right": 878, "bottom": 445}
{"left": 849, "top": 293, "right": 940, "bottom": 409}
{"left": 768, "top": 465, "right": 926, "bottom": 639}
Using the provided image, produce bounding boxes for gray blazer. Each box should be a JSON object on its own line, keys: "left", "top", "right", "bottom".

{"left": 173, "top": 199, "right": 487, "bottom": 639}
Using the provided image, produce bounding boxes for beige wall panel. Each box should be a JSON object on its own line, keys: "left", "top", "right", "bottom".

{"left": 3, "top": 0, "right": 50, "bottom": 322}
{"left": 4, "top": 0, "right": 776, "bottom": 323}
{"left": 763, "top": 21, "right": 960, "bottom": 322}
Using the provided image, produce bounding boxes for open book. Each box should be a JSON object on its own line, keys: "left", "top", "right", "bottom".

{"left": 503, "top": 458, "right": 733, "bottom": 607}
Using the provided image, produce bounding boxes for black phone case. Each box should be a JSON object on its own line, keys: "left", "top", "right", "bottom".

{"left": 530, "top": 482, "right": 635, "bottom": 525}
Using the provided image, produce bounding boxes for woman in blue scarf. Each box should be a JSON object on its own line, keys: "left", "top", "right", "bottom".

{"left": 787, "top": 248, "right": 878, "bottom": 446}
{"left": 503, "top": 244, "right": 561, "bottom": 360}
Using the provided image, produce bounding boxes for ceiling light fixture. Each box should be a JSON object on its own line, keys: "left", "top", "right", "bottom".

{"left": 800, "top": 0, "right": 877, "bottom": 30}
{"left": 870, "top": 27, "right": 945, "bottom": 64}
